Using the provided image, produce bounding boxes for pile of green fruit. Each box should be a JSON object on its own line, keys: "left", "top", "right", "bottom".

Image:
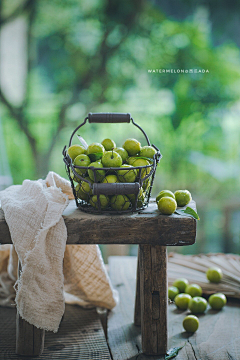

{"left": 66, "top": 138, "right": 158, "bottom": 211}
{"left": 156, "top": 189, "right": 192, "bottom": 215}
{"left": 169, "top": 266, "right": 226, "bottom": 333}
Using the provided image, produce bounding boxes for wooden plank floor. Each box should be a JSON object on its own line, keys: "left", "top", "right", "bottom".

{"left": 0, "top": 304, "right": 111, "bottom": 360}
{"left": 1, "top": 256, "right": 240, "bottom": 359}
{"left": 108, "top": 256, "right": 240, "bottom": 360}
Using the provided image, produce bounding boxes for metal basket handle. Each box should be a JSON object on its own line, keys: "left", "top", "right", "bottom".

{"left": 89, "top": 112, "right": 131, "bottom": 123}
{"left": 68, "top": 113, "right": 151, "bottom": 147}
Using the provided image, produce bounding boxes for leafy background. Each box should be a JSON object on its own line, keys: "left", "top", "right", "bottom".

{"left": 1, "top": 0, "right": 240, "bottom": 257}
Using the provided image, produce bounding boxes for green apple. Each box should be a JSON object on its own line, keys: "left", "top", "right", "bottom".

{"left": 173, "top": 278, "right": 189, "bottom": 293}
{"left": 75, "top": 183, "right": 89, "bottom": 201}
{"left": 79, "top": 177, "right": 93, "bottom": 196}
{"left": 88, "top": 161, "right": 105, "bottom": 182}
{"left": 90, "top": 194, "right": 109, "bottom": 209}
{"left": 102, "top": 175, "right": 118, "bottom": 183}
{"left": 101, "top": 150, "right": 122, "bottom": 168}
{"left": 174, "top": 190, "right": 192, "bottom": 207}
{"left": 70, "top": 169, "right": 81, "bottom": 183}
{"left": 111, "top": 194, "right": 131, "bottom": 211}
{"left": 73, "top": 154, "right": 91, "bottom": 176}
{"left": 114, "top": 147, "right": 128, "bottom": 162}
{"left": 208, "top": 293, "right": 227, "bottom": 310}
{"left": 67, "top": 144, "right": 87, "bottom": 161}
{"left": 87, "top": 142, "right": 105, "bottom": 156}
{"left": 188, "top": 296, "right": 207, "bottom": 314}
{"left": 168, "top": 286, "right": 179, "bottom": 301}
{"left": 127, "top": 156, "right": 139, "bottom": 165}
{"left": 132, "top": 158, "right": 151, "bottom": 179}
{"left": 140, "top": 146, "right": 157, "bottom": 159}
{"left": 128, "top": 188, "right": 145, "bottom": 207}
{"left": 123, "top": 138, "right": 141, "bottom": 156}
{"left": 156, "top": 190, "right": 175, "bottom": 203}
{"left": 206, "top": 267, "right": 223, "bottom": 283}
{"left": 101, "top": 138, "right": 116, "bottom": 151}
{"left": 174, "top": 293, "right": 192, "bottom": 310}
{"left": 117, "top": 164, "right": 137, "bottom": 183}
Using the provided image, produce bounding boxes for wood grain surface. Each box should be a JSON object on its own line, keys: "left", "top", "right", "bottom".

{"left": 139, "top": 245, "right": 168, "bottom": 355}
{"left": 0, "top": 305, "right": 111, "bottom": 360}
{"left": 108, "top": 256, "right": 240, "bottom": 360}
{"left": 0, "top": 199, "right": 196, "bottom": 246}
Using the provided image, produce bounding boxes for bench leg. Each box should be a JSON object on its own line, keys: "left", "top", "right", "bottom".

{"left": 134, "top": 247, "right": 141, "bottom": 326}
{"left": 139, "top": 245, "right": 168, "bottom": 355}
{"left": 16, "top": 261, "right": 45, "bottom": 356}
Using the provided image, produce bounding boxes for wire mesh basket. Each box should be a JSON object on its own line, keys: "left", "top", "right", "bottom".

{"left": 62, "top": 112, "right": 162, "bottom": 214}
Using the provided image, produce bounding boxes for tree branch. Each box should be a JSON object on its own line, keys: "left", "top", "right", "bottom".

{"left": 23, "top": 0, "right": 37, "bottom": 108}
{"left": 0, "top": 89, "right": 37, "bottom": 153}
{"left": 0, "top": 0, "right": 33, "bottom": 27}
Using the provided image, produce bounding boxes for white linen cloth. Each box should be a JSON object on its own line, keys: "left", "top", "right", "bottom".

{"left": 0, "top": 172, "right": 118, "bottom": 332}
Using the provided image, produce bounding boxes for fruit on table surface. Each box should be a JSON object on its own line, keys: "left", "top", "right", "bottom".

{"left": 123, "top": 138, "right": 141, "bottom": 156}
{"left": 111, "top": 194, "right": 131, "bottom": 211}
{"left": 168, "top": 286, "right": 179, "bottom": 301}
{"left": 156, "top": 190, "right": 175, "bottom": 203}
{"left": 174, "top": 189, "right": 192, "bottom": 207}
{"left": 174, "top": 293, "right": 192, "bottom": 310}
{"left": 208, "top": 293, "right": 227, "bottom": 310}
{"left": 188, "top": 296, "right": 207, "bottom": 314}
{"left": 183, "top": 315, "right": 199, "bottom": 333}
{"left": 101, "top": 150, "right": 122, "bottom": 168}
{"left": 73, "top": 154, "right": 91, "bottom": 176}
{"left": 114, "top": 147, "right": 128, "bottom": 162}
{"left": 173, "top": 278, "right": 189, "bottom": 293}
{"left": 88, "top": 161, "right": 105, "bottom": 182}
{"left": 87, "top": 142, "right": 105, "bottom": 156}
{"left": 206, "top": 267, "right": 223, "bottom": 283}
{"left": 101, "top": 138, "right": 116, "bottom": 151}
{"left": 90, "top": 195, "right": 110, "bottom": 209}
{"left": 140, "top": 145, "right": 157, "bottom": 158}
{"left": 67, "top": 144, "right": 87, "bottom": 161}
{"left": 185, "top": 284, "right": 202, "bottom": 297}
{"left": 117, "top": 164, "right": 137, "bottom": 183}
{"left": 157, "top": 196, "right": 177, "bottom": 215}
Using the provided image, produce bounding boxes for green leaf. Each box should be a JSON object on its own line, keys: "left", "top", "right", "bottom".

{"left": 165, "top": 344, "right": 185, "bottom": 360}
{"left": 175, "top": 207, "right": 200, "bottom": 220}
{"left": 184, "top": 207, "right": 200, "bottom": 220}
{"left": 88, "top": 152, "right": 103, "bottom": 162}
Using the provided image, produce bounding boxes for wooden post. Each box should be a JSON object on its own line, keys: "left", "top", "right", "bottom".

{"left": 134, "top": 247, "right": 141, "bottom": 326}
{"left": 139, "top": 245, "right": 168, "bottom": 355}
{"left": 16, "top": 261, "right": 45, "bottom": 356}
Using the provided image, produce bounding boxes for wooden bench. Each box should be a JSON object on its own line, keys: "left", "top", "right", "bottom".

{"left": 0, "top": 198, "right": 196, "bottom": 357}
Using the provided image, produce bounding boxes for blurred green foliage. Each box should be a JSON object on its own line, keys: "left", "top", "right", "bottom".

{"left": 1, "top": 0, "right": 240, "bottom": 253}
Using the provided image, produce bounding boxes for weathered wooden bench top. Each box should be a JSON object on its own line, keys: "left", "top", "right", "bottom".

{"left": 0, "top": 199, "right": 196, "bottom": 246}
